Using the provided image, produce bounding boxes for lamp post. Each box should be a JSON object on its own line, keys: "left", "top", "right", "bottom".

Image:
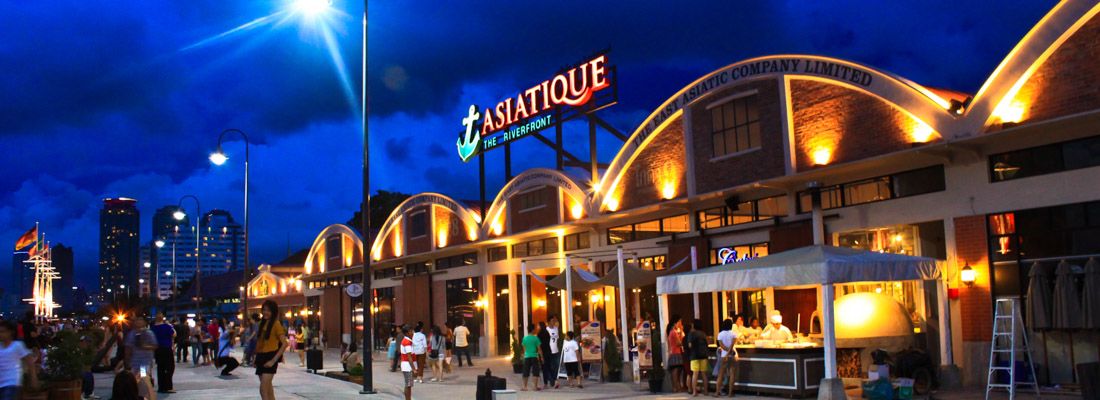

{"left": 358, "top": 0, "right": 376, "bottom": 393}
{"left": 175, "top": 195, "right": 202, "bottom": 314}
{"left": 210, "top": 128, "right": 251, "bottom": 317}
{"left": 154, "top": 239, "right": 165, "bottom": 312}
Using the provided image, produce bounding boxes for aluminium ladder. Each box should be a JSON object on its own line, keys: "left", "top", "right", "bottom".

{"left": 985, "top": 297, "right": 1040, "bottom": 400}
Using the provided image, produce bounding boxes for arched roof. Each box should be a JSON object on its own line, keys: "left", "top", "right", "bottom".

{"left": 369, "top": 193, "right": 481, "bottom": 258}
{"left": 594, "top": 54, "right": 960, "bottom": 211}
{"left": 481, "top": 168, "right": 588, "bottom": 236}
{"left": 962, "top": 0, "right": 1100, "bottom": 130}
{"left": 303, "top": 224, "right": 363, "bottom": 275}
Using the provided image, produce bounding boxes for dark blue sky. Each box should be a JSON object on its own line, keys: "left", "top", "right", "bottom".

{"left": 1, "top": 0, "right": 1055, "bottom": 289}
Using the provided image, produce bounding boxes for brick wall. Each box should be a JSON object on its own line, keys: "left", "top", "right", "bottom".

{"left": 406, "top": 206, "right": 431, "bottom": 255}
{"left": 402, "top": 274, "right": 432, "bottom": 329}
{"left": 509, "top": 186, "right": 560, "bottom": 233}
{"left": 769, "top": 221, "right": 817, "bottom": 252}
{"left": 617, "top": 115, "right": 687, "bottom": 211}
{"left": 1000, "top": 13, "right": 1100, "bottom": 129}
{"left": 393, "top": 285, "right": 405, "bottom": 326}
{"left": 432, "top": 279, "right": 447, "bottom": 327}
{"left": 691, "top": 79, "right": 785, "bottom": 193}
{"left": 954, "top": 215, "right": 992, "bottom": 342}
{"left": 791, "top": 79, "right": 929, "bottom": 171}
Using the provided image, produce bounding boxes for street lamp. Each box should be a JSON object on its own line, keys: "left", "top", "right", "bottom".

{"left": 209, "top": 128, "right": 251, "bottom": 319}
{"left": 176, "top": 195, "right": 202, "bottom": 314}
{"left": 293, "top": 0, "right": 332, "bottom": 15}
{"left": 358, "top": 0, "right": 376, "bottom": 393}
{"left": 154, "top": 240, "right": 165, "bottom": 248}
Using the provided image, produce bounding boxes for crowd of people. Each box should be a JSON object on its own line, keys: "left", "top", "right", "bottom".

{"left": 381, "top": 318, "right": 484, "bottom": 400}
{"left": 665, "top": 312, "right": 794, "bottom": 397}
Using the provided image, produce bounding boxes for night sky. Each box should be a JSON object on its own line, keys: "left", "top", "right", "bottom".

{"left": 1, "top": 1, "right": 1055, "bottom": 289}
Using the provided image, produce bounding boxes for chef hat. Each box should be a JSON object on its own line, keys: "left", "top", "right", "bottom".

{"left": 770, "top": 314, "right": 783, "bottom": 324}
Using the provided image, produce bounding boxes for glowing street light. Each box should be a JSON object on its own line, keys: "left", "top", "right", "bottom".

{"left": 293, "top": 0, "right": 332, "bottom": 16}
{"left": 154, "top": 239, "right": 165, "bottom": 248}
{"left": 173, "top": 209, "right": 187, "bottom": 221}
{"left": 208, "top": 151, "right": 228, "bottom": 166}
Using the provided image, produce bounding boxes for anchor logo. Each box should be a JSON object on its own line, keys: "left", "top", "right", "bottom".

{"left": 457, "top": 105, "right": 481, "bottom": 162}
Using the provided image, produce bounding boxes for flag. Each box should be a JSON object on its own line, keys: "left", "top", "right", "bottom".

{"left": 14, "top": 226, "right": 36, "bottom": 251}
{"left": 29, "top": 242, "right": 48, "bottom": 258}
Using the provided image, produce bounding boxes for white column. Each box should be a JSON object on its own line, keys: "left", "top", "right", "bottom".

{"left": 521, "top": 261, "right": 529, "bottom": 333}
{"left": 821, "top": 283, "right": 837, "bottom": 379}
{"left": 658, "top": 294, "right": 670, "bottom": 367}
{"left": 617, "top": 248, "right": 629, "bottom": 365}
{"left": 691, "top": 246, "right": 700, "bottom": 319}
{"left": 565, "top": 258, "right": 574, "bottom": 333}
{"left": 936, "top": 276, "right": 955, "bottom": 365}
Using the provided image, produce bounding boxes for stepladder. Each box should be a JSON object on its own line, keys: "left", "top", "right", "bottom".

{"left": 986, "top": 297, "right": 1040, "bottom": 400}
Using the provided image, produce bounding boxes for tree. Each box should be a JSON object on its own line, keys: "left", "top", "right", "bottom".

{"left": 347, "top": 190, "right": 411, "bottom": 234}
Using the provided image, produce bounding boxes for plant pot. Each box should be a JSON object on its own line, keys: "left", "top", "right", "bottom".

{"left": 512, "top": 363, "right": 523, "bottom": 374}
{"left": 49, "top": 379, "right": 82, "bottom": 400}
{"left": 648, "top": 378, "right": 663, "bottom": 393}
{"left": 607, "top": 371, "right": 621, "bottom": 382}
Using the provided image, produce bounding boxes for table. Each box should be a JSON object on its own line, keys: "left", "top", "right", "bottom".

{"left": 720, "top": 346, "right": 825, "bottom": 398}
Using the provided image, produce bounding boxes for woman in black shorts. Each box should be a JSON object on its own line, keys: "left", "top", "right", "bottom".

{"left": 254, "top": 300, "right": 288, "bottom": 400}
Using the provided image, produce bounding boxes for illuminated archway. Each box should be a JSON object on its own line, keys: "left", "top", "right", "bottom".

{"left": 303, "top": 224, "right": 364, "bottom": 275}
{"left": 595, "top": 54, "right": 960, "bottom": 211}
{"left": 369, "top": 193, "right": 481, "bottom": 260}
{"left": 481, "top": 168, "right": 589, "bottom": 237}
{"left": 962, "top": 1, "right": 1100, "bottom": 130}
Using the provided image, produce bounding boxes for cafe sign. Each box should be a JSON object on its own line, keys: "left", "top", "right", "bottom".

{"left": 457, "top": 54, "right": 614, "bottom": 162}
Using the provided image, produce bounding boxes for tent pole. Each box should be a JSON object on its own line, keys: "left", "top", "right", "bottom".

{"left": 822, "top": 283, "right": 837, "bottom": 379}
{"left": 658, "top": 294, "right": 670, "bottom": 368}
{"left": 565, "top": 258, "right": 574, "bottom": 333}
{"left": 617, "top": 247, "right": 629, "bottom": 366}
{"left": 522, "top": 261, "right": 529, "bottom": 334}
{"left": 691, "top": 246, "right": 700, "bottom": 319}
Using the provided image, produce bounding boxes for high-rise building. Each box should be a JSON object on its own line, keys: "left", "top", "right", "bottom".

{"left": 154, "top": 209, "right": 245, "bottom": 300}
{"left": 99, "top": 198, "right": 140, "bottom": 303}
{"left": 152, "top": 206, "right": 189, "bottom": 239}
{"left": 51, "top": 244, "right": 74, "bottom": 311}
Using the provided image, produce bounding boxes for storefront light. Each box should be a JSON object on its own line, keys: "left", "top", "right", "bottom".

{"left": 570, "top": 202, "right": 584, "bottom": 220}
{"left": 605, "top": 196, "right": 620, "bottom": 212}
{"left": 661, "top": 181, "right": 676, "bottom": 200}
{"left": 910, "top": 120, "right": 936, "bottom": 143}
{"left": 812, "top": 147, "right": 832, "bottom": 165}
{"left": 960, "top": 264, "right": 976, "bottom": 287}
{"left": 994, "top": 99, "right": 1026, "bottom": 124}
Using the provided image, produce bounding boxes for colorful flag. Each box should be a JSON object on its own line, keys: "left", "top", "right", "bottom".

{"left": 14, "top": 226, "right": 36, "bottom": 251}
{"left": 29, "top": 242, "right": 49, "bottom": 258}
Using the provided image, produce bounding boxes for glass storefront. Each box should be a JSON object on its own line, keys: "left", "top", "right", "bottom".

{"left": 372, "top": 287, "right": 395, "bottom": 350}
{"left": 446, "top": 277, "right": 482, "bottom": 354}
{"left": 492, "top": 275, "right": 511, "bottom": 356}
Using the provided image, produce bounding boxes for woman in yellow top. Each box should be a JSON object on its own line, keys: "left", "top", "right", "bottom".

{"left": 255, "top": 300, "right": 288, "bottom": 400}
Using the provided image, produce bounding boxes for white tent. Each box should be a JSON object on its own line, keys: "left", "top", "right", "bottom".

{"left": 655, "top": 244, "right": 950, "bottom": 384}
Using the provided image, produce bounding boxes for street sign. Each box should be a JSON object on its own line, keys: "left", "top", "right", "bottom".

{"left": 345, "top": 283, "right": 364, "bottom": 298}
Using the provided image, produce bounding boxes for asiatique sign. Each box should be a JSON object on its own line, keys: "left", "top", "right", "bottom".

{"left": 456, "top": 54, "right": 614, "bottom": 162}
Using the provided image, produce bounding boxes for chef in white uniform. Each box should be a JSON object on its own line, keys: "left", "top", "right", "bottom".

{"left": 761, "top": 313, "right": 794, "bottom": 342}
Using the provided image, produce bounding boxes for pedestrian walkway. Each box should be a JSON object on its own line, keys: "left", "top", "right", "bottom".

{"left": 89, "top": 348, "right": 776, "bottom": 399}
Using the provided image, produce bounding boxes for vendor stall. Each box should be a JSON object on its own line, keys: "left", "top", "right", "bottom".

{"left": 656, "top": 244, "right": 949, "bottom": 398}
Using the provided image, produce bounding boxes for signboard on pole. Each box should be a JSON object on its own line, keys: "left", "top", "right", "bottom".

{"left": 345, "top": 283, "right": 364, "bottom": 298}
{"left": 580, "top": 321, "right": 602, "bottom": 361}
{"left": 636, "top": 321, "right": 652, "bottom": 368}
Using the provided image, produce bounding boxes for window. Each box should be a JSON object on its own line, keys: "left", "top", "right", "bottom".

{"left": 543, "top": 237, "right": 558, "bottom": 254}
{"left": 436, "top": 252, "right": 477, "bottom": 270}
{"left": 487, "top": 246, "right": 507, "bottom": 262}
{"left": 606, "top": 214, "right": 690, "bottom": 244}
{"left": 515, "top": 188, "right": 547, "bottom": 212}
{"left": 710, "top": 243, "right": 769, "bottom": 266}
{"left": 710, "top": 94, "right": 761, "bottom": 158}
{"left": 512, "top": 242, "right": 528, "bottom": 258}
{"left": 563, "top": 233, "right": 591, "bottom": 251}
{"left": 405, "top": 262, "right": 430, "bottom": 276}
{"left": 637, "top": 255, "right": 667, "bottom": 271}
{"left": 408, "top": 212, "right": 427, "bottom": 238}
{"left": 797, "top": 166, "right": 945, "bottom": 213}
{"left": 510, "top": 237, "right": 559, "bottom": 258}
{"left": 990, "top": 135, "right": 1100, "bottom": 182}
{"left": 696, "top": 195, "right": 787, "bottom": 230}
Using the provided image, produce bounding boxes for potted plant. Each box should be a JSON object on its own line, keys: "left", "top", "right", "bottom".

{"left": 510, "top": 330, "right": 523, "bottom": 374}
{"left": 43, "top": 331, "right": 93, "bottom": 400}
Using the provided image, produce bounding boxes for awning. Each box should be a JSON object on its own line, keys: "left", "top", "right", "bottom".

{"left": 657, "top": 245, "right": 941, "bottom": 295}
{"left": 595, "top": 255, "right": 690, "bottom": 289}
{"left": 531, "top": 266, "right": 605, "bottom": 292}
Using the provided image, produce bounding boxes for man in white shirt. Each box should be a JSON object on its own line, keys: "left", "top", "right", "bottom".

{"left": 560, "top": 331, "right": 582, "bottom": 388}
{"left": 0, "top": 321, "right": 36, "bottom": 399}
{"left": 399, "top": 326, "right": 415, "bottom": 400}
{"left": 715, "top": 319, "right": 740, "bottom": 396}
{"left": 761, "top": 313, "right": 794, "bottom": 342}
{"left": 452, "top": 320, "right": 472, "bottom": 367}
{"left": 411, "top": 323, "right": 428, "bottom": 383}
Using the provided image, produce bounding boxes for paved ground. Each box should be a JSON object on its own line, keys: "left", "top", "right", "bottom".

{"left": 89, "top": 349, "right": 1087, "bottom": 399}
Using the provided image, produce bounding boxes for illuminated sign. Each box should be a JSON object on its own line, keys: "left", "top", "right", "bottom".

{"left": 716, "top": 247, "right": 760, "bottom": 265}
{"left": 456, "top": 54, "right": 615, "bottom": 162}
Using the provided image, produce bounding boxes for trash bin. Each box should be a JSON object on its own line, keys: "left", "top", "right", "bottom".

{"left": 1078, "top": 362, "right": 1099, "bottom": 400}
{"left": 305, "top": 349, "right": 324, "bottom": 373}
{"left": 476, "top": 370, "right": 507, "bottom": 400}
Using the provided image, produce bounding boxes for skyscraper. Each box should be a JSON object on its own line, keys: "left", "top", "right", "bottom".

{"left": 154, "top": 209, "right": 245, "bottom": 300}
{"left": 152, "top": 206, "right": 189, "bottom": 239}
{"left": 51, "top": 244, "right": 74, "bottom": 311}
{"left": 99, "top": 198, "right": 140, "bottom": 303}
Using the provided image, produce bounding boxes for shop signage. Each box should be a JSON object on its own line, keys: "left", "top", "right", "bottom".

{"left": 716, "top": 247, "right": 757, "bottom": 265}
{"left": 345, "top": 283, "right": 364, "bottom": 298}
{"left": 579, "top": 320, "right": 603, "bottom": 361}
{"left": 635, "top": 321, "right": 652, "bottom": 368}
{"left": 456, "top": 54, "right": 615, "bottom": 162}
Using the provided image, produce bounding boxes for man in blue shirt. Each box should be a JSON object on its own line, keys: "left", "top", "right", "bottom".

{"left": 150, "top": 313, "right": 176, "bottom": 394}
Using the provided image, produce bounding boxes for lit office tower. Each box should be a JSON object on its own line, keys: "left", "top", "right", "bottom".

{"left": 155, "top": 209, "right": 244, "bottom": 299}
{"left": 51, "top": 244, "right": 74, "bottom": 311}
{"left": 99, "top": 198, "right": 140, "bottom": 303}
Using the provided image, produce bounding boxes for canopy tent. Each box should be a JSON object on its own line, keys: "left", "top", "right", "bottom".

{"left": 596, "top": 254, "right": 690, "bottom": 289}
{"left": 654, "top": 244, "right": 949, "bottom": 387}
{"left": 658, "top": 245, "right": 941, "bottom": 295}
{"left": 531, "top": 265, "right": 605, "bottom": 292}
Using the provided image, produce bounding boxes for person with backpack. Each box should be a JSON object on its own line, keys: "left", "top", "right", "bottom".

{"left": 428, "top": 326, "right": 445, "bottom": 382}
